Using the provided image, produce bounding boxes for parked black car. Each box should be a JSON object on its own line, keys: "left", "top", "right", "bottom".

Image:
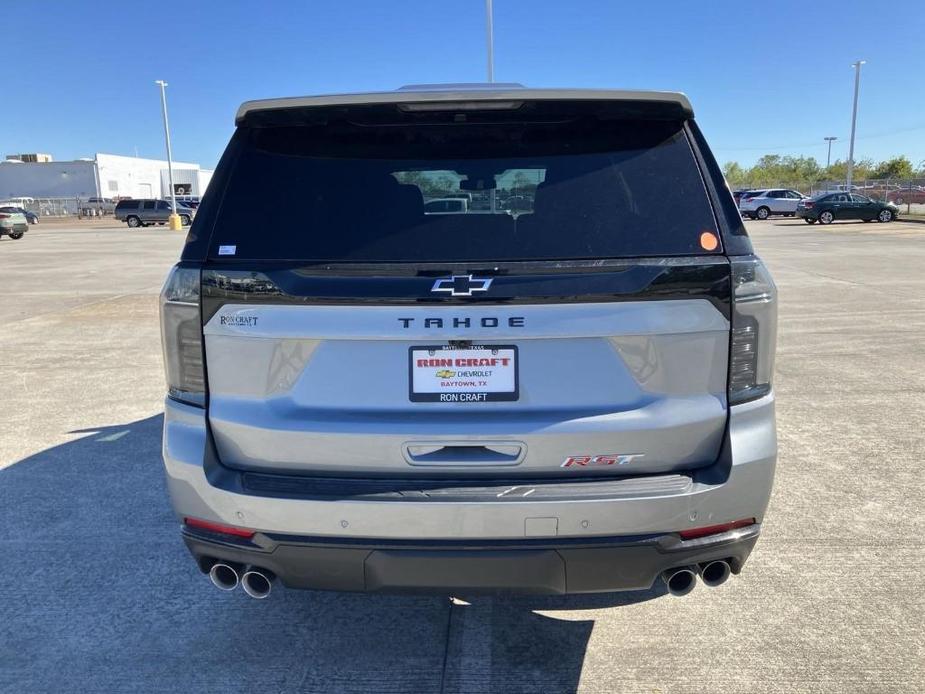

{"left": 796, "top": 192, "right": 900, "bottom": 225}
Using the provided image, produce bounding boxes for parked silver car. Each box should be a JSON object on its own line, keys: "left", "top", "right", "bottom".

{"left": 0, "top": 208, "right": 29, "bottom": 239}
{"left": 115, "top": 199, "right": 194, "bottom": 227}
{"left": 738, "top": 189, "right": 808, "bottom": 219}
{"left": 0, "top": 205, "right": 38, "bottom": 225}
{"left": 160, "top": 85, "right": 778, "bottom": 600}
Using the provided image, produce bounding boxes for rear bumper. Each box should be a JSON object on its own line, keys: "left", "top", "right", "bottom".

{"left": 183, "top": 523, "right": 760, "bottom": 594}
{"left": 163, "top": 393, "right": 776, "bottom": 592}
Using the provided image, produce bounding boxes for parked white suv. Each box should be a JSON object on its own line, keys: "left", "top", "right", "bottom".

{"left": 739, "top": 189, "right": 807, "bottom": 219}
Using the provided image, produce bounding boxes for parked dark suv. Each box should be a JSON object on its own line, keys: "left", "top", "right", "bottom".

{"left": 115, "top": 199, "right": 194, "bottom": 228}
{"left": 160, "top": 85, "right": 778, "bottom": 600}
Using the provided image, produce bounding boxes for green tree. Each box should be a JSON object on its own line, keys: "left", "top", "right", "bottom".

{"left": 722, "top": 161, "right": 746, "bottom": 186}
{"left": 394, "top": 171, "right": 459, "bottom": 197}
{"left": 750, "top": 155, "right": 821, "bottom": 188}
{"left": 820, "top": 158, "right": 873, "bottom": 184}
{"left": 723, "top": 152, "right": 919, "bottom": 192}
{"left": 509, "top": 171, "right": 534, "bottom": 195}
{"left": 871, "top": 156, "right": 914, "bottom": 179}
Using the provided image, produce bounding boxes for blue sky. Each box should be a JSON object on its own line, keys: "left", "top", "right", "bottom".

{"left": 3, "top": 0, "right": 923, "bottom": 169}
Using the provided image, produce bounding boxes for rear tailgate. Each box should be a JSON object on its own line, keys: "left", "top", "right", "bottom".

{"left": 199, "top": 98, "right": 731, "bottom": 478}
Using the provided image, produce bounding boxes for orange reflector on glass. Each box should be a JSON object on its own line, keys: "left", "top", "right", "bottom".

{"left": 700, "top": 231, "right": 719, "bottom": 251}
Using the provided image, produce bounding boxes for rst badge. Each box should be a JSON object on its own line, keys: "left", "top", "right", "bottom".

{"left": 561, "top": 454, "right": 645, "bottom": 468}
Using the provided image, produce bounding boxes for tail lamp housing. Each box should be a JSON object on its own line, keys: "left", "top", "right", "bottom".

{"left": 729, "top": 257, "right": 777, "bottom": 405}
{"left": 160, "top": 265, "right": 205, "bottom": 407}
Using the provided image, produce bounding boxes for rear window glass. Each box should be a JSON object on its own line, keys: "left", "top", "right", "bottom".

{"left": 209, "top": 115, "right": 719, "bottom": 262}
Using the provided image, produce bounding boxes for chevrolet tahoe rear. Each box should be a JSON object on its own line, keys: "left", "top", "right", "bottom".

{"left": 160, "top": 85, "right": 777, "bottom": 599}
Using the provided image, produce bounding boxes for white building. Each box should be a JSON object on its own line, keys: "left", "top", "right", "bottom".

{"left": 0, "top": 152, "right": 214, "bottom": 201}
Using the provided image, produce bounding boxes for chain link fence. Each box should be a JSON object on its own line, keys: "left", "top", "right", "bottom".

{"left": 0, "top": 197, "right": 118, "bottom": 218}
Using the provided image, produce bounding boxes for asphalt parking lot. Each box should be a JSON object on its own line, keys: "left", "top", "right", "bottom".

{"left": 1, "top": 218, "right": 924, "bottom": 693}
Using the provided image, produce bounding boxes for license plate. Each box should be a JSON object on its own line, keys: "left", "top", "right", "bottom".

{"left": 409, "top": 345, "right": 519, "bottom": 402}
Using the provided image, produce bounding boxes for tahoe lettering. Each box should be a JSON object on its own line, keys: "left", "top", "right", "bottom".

{"left": 399, "top": 316, "right": 525, "bottom": 328}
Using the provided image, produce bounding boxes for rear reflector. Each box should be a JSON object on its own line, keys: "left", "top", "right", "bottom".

{"left": 184, "top": 517, "right": 255, "bottom": 538}
{"left": 679, "top": 518, "right": 755, "bottom": 540}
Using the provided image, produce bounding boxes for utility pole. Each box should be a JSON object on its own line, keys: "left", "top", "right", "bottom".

{"left": 824, "top": 136, "right": 837, "bottom": 168}
{"left": 486, "top": 0, "right": 494, "bottom": 83}
{"left": 846, "top": 61, "right": 865, "bottom": 189}
{"left": 155, "top": 80, "right": 181, "bottom": 230}
{"left": 486, "top": 0, "right": 497, "bottom": 214}
{"left": 92, "top": 157, "right": 102, "bottom": 216}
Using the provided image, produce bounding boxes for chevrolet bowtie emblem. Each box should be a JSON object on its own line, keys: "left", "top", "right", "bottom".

{"left": 431, "top": 275, "right": 493, "bottom": 297}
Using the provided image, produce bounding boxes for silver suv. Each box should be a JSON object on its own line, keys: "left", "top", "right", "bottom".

{"left": 160, "top": 85, "right": 778, "bottom": 600}
{"left": 739, "top": 188, "right": 807, "bottom": 219}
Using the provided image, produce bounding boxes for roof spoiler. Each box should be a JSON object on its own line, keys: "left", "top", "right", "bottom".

{"left": 235, "top": 87, "right": 693, "bottom": 125}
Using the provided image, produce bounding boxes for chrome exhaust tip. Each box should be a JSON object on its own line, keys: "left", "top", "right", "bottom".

{"left": 241, "top": 568, "right": 274, "bottom": 599}
{"left": 699, "top": 560, "right": 732, "bottom": 588}
{"left": 662, "top": 566, "right": 697, "bottom": 597}
{"left": 209, "top": 563, "right": 240, "bottom": 591}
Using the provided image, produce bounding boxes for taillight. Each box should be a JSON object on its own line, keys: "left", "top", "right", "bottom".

{"left": 159, "top": 265, "right": 205, "bottom": 407}
{"left": 729, "top": 257, "right": 777, "bottom": 405}
{"left": 0, "top": 213, "right": 9, "bottom": 219}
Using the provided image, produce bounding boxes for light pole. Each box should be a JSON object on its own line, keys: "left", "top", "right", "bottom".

{"left": 824, "top": 136, "right": 837, "bottom": 169}
{"left": 92, "top": 156, "right": 103, "bottom": 216}
{"left": 846, "top": 60, "right": 865, "bottom": 189}
{"left": 486, "top": 0, "right": 494, "bottom": 83}
{"left": 155, "top": 79, "right": 181, "bottom": 230}
{"left": 485, "top": 0, "right": 497, "bottom": 213}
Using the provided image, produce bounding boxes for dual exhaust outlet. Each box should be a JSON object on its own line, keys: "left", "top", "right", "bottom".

{"left": 208, "top": 561, "right": 275, "bottom": 599}
{"left": 661, "top": 559, "right": 732, "bottom": 597}
{"left": 206, "top": 558, "right": 729, "bottom": 599}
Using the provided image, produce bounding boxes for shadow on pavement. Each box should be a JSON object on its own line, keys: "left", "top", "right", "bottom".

{"left": 0, "top": 415, "right": 663, "bottom": 693}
